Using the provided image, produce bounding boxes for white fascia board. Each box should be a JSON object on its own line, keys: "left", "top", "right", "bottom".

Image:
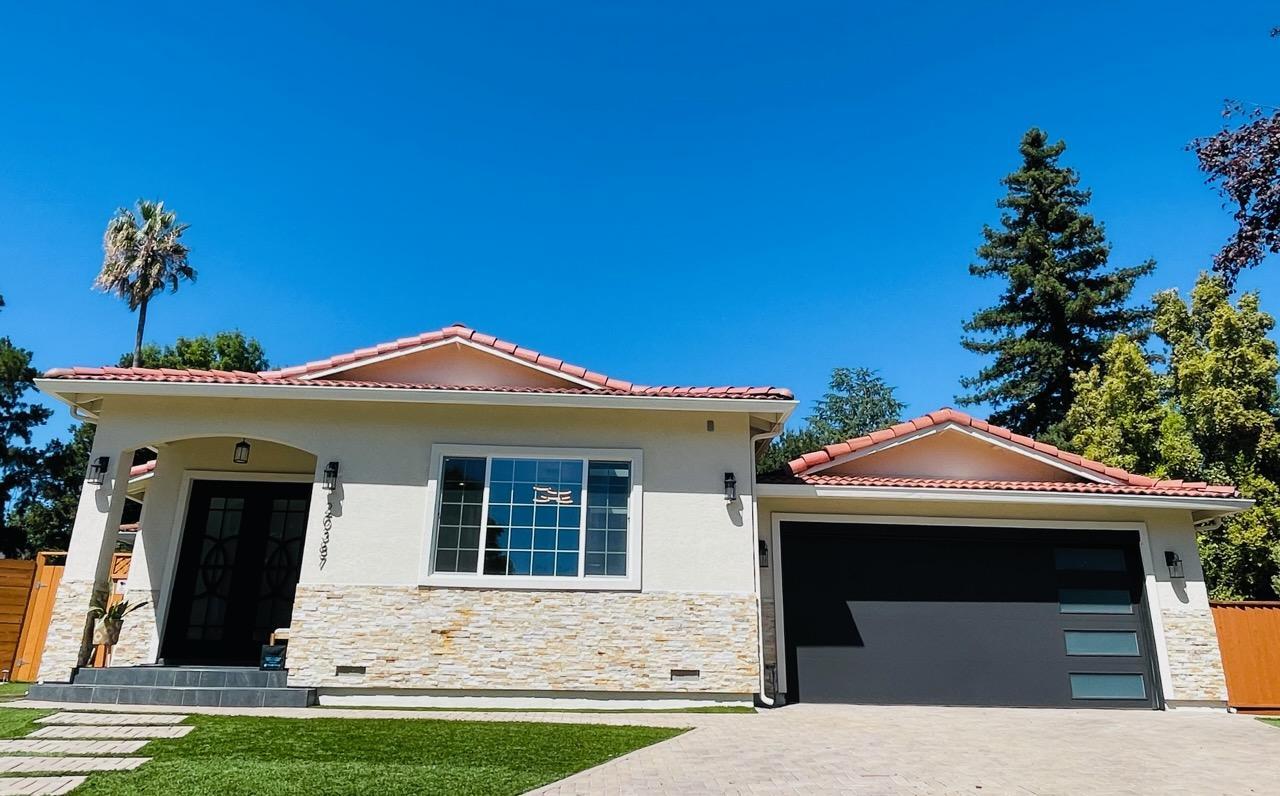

{"left": 297, "top": 337, "right": 603, "bottom": 389}
{"left": 35, "top": 378, "right": 799, "bottom": 417}
{"left": 755, "top": 482, "right": 1254, "bottom": 516}
{"left": 809, "top": 422, "right": 1121, "bottom": 485}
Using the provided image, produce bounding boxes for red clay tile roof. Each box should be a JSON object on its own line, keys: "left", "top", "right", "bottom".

{"left": 767, "top": 407, "right": 1239, "bottom": 498}
{"left": 43, "top": 323, "right": 793, "bottom": 401}
{"left": 129, "top": 460, "right": 156, "bottom": 478}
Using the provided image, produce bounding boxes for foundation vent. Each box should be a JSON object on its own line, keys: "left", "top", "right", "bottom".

{"left": 670, "top": 668, "right": 701, "bottom": 682}
{"left": 335, "top": 665, "right": 367, "bottom": 676}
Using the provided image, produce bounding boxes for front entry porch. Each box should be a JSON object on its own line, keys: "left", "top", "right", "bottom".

{"left": 36, "top": 435, "right": 323, "bottom": 689}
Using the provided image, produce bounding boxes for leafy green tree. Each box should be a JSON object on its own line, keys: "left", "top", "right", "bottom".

{"left": 0, "top": 295, "right": 53, "bottom": 556}
{"left": 117, "top": 330, "right": 268, "bottom": 372}
{"left": 1155, "top": 275, "right": 1280, "bottom": 599}
{"left": 1062, "top": 335, "right": 1199, "bottom": 478}
{"left": 12, "top": 331, "right": 270, "bottom": 556}
{"left": 760, "top": 368, "right": 904, "bottom": 473}
{"left": 1064, "top": 274, "right": 1280, "bottom": 599}
{"left": 96, "top": 200, "right": 195, "bottom": 367}
{"left": 960, "top": 128, "right": 1155, "bottom": 439}
{"left": 9, "top": 424, "right": 94, "bottom": 555}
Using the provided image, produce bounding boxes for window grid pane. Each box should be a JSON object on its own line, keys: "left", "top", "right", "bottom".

{"left": 484, "top": 458, "right": 583, "bottom": 577}
{"left": 434, "top": 457, "right": 486, "bottom": 572}
{"left": 585, "top": 461, "right": 631, "bottom": 576}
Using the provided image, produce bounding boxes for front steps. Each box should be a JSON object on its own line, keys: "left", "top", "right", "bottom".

{"left": 27, "top": 666, "right": 317, "bottom": 708}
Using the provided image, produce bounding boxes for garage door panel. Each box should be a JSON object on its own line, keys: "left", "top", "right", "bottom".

{"left": 780, "top": 523, "right": 1159, "bottom": 708}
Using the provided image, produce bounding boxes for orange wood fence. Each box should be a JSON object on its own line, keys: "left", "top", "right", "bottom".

{"left": 1211, "top": 601, "right": 1280, "bottom": 712}
{"left": 0, "top": 560, "right": 38, "bottom": 680}
{"left": 12, "top": 553, "right": 66, "bottom": 682}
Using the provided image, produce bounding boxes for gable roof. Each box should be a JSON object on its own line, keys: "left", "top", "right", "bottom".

{"left": 762, "top": 407, "right": 1239, "bottom": 499}
{"left": 42, "top": 323, "right": 794, "bottom": 402}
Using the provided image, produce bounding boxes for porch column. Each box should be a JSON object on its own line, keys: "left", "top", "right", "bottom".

{"left": 37, "top": 444, "right": 136, "bottom": 682}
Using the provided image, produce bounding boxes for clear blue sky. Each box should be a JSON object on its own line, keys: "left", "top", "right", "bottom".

{"left": 3, "top": 2, "right": 1278, "bottom": 445}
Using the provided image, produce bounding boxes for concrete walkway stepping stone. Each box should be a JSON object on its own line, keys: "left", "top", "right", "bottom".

{"left": 0, "top": 757, "right": 148, "bottom": 774}
{"left": 28, "top": 726, "right": 191, "bottom": 740}
{"left": 0, "top": 740, "right": 149, "bottom": 755}
{"left": 0, "top": 776, "right": 85, "bottom": 795}
{"left": 36, "top": 713, "right": 187, "bottom": 726}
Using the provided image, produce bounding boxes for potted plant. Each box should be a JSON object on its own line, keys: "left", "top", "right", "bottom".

{"left": 89, "top": 598, "right": 148, "bottom": 647}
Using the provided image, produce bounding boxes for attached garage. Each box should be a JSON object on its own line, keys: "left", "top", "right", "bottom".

{"left": 757, "top": 408, "right": 1250, "bottom": 709}
{"left": 777, "top": 520, "right": 1161, "bottom": 708}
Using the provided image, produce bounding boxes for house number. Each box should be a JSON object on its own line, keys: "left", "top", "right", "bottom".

{"left": 319, "top": 501, "right": 333, "bottom": 569}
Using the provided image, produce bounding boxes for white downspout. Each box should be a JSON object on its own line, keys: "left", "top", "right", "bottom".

{"left": 748, "top": 418, "right": 785, "bottom": 707}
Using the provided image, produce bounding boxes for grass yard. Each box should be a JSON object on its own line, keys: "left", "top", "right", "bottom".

{"left": 1262, "top": 718, "right": 1280, "bottom": 730}
{"left": 0, "top": 682, "right": 30, "bottom": 702}
{"left": 0, "top": 709, "right": 683, "bottom": 795}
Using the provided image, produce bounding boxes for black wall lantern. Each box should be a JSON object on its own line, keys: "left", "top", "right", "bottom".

{"left": 86, "top": 456, "right": 110, "bottom": 485}
{"left": 1165, "top": 550, "right": 1185, "bottom": 579}
{"left": 323, "top": 461, "right": 341, "bottom": 491}
{"left": 758, "top": 539, "right": 769, "bottom": 568}
{"left": 724, "top": 472, "right": 737, "bottom": 502}
{"left": 233, "top": 439, "right": 251, "bottom": 465}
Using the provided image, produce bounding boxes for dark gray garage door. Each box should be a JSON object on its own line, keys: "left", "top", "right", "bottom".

{"left": 779, "top": 523, "right": 1160, "bottom": 708}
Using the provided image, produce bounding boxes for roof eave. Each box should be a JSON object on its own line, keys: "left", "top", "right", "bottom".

{"left": 755, "top": 482, "right": 1253, "bottom": 517}
{"left": 35, "top": 377, "right": 800, "bottom": 417}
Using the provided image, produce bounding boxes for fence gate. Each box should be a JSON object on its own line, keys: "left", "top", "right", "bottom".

{"left": 1211, "top": 601, "right": 1280, "bottom": 713}
{"left": 11, "top": 553, "right": 64, "bottom": 682}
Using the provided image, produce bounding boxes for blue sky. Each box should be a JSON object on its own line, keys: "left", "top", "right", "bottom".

{"left": 2, "top": 2, "right": 1278, "bottom": 444}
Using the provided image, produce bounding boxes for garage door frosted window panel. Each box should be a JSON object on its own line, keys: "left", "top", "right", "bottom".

{"left": 1069, "top": 673, "right": 1146, "bottom": 700}
{"left": 1064, "top": 631, "right": 1140, "bottom": 656}
{"left": 433, "top": 455, "right": 632, "bottom": 579}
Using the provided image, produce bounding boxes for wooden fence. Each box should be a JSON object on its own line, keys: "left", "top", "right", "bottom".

{"left": 0, "top": 559, "right": 38, "bottom": 680}
{"left": 1211, "top": 601, "right": 1280, "bottom": 713}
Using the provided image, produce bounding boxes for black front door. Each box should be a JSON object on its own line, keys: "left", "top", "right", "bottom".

{"left": 162, "top": 480, "right": 311, "bottom": 665}
{"left": 780, "top": 523, "right": 1161, "bottom": 708}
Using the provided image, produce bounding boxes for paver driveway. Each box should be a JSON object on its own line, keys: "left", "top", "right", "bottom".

{"left": 533, "top": 704, "right": 1280, "bottom": 795}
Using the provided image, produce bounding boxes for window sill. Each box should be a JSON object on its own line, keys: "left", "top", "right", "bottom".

{"left": 419, "top": 574, "right": 641, "bottom": 592}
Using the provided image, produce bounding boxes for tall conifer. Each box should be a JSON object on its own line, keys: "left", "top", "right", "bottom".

{"left": 960, "top": 128, "right": 1154, "bottom": 437}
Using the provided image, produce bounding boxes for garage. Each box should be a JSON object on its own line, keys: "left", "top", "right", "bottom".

{"left": 778, "top": 521, "right": 1162, "bottom": 708}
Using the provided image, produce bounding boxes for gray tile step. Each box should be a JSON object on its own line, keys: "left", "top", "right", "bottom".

{"left": 72, "top": 666, "right": 288, "bottom": 688}
{"left": 26, "top": 683, "right": 315, "bottom": 708}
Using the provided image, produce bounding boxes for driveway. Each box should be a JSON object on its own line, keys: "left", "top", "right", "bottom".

{"left": 532, "top": 704, "right": 1280, "bottom": 795}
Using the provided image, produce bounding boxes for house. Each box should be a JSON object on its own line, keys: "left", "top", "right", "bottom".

{"left": 32, "top": 323, "right": 1246, "bottom": 709}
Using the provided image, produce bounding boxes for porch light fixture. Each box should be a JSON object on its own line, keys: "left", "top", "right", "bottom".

{"left": 323, "top": 461, "right": 340, "bottom": 491}
{"left": 1164, "top": 550, "right": 1185, "bottom": 579}
{"left": 758, "top": 539, "right": 769, "bottom": 568}
{"left": 724, "top": 472, "right": 737, "bottom": 502}
{"left": 233, "top": 439, "right": 251, "bottom": 465}
{"left": 86, "top": 456, "right": 110, "bottom": 485}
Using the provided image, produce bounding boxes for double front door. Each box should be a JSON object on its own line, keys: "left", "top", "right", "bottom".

{"left": 162, "top": 480, "right": 311, "bottom": 665}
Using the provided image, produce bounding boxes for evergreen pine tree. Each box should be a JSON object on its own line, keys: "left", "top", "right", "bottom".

{"left": 959, "top": 128, "right": 1155, "bottom": 438}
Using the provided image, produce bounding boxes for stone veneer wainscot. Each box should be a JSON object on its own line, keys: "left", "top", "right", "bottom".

{"left": 284, "top": 584, "right": 761, "bottom": 694}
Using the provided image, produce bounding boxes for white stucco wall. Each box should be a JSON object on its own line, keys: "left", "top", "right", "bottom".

{"left": 84, "top": 394, "right": 763, "bottom": 692}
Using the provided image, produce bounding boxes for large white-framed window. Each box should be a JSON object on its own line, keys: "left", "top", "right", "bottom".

{"left": 420, "top": 444, "right": 643, "bottom": 590}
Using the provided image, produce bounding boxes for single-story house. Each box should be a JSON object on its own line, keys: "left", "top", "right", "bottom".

{"left": 33, "top": 323, "right": 1245, "bottom": 709}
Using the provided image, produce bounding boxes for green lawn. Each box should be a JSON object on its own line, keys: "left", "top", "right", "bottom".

{"left": 0, "top": 682, "right": 29, "bottom": 701}
{"left": 0, "top": 708, "right": 680, "bottom": 795}
{"left": 1262, "top": 718, "right": 1280, "bottom": 730}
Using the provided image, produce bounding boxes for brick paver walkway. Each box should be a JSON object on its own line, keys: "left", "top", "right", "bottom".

{"left": 0, "top": 776, "right": 84, "bottom": 795}
{"left": 0, "top": 711, "right": 188, "bottom": 795}
{"left": 10, "top": 701, "right": 1280, "bottom": 794}
{"left": 529, "top": 704, "right": 1280, "bottom": 796}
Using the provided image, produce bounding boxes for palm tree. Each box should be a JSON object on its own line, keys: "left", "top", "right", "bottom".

{"left": 95, "top": 200, "right": 196, "bottom": 367}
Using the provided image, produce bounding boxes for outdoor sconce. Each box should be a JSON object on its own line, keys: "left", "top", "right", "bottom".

{"left": 86, "top": 456, "right": 109, "bottom": 485}
{"left": 1165, "top": 550, "right": 1185, "bottom": 579}
{"left": 323, "top": 461, "right": 341, "bottom": 491}
{"left": 724, "top": 472, "right": 737, "bottom": 502}
{"left": 759, "top": 539, "right": 770, "bottom": 568}
{"left": 233, "top": 439, "right": 251, "bottom": 465}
